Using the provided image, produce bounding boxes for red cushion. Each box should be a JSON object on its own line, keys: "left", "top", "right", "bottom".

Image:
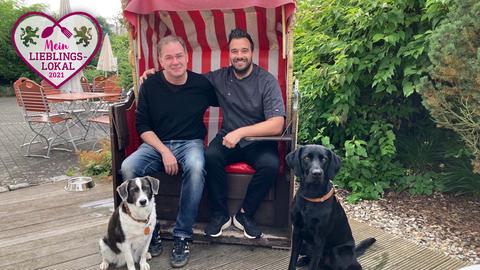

{"left": 125, "top": 103, "right": 285, "bottom": 175}
{"left": 225, "top": 156, "right": 286, "bottom": 175}
{"left": 225, "top": 162, "right": 256, "bottom": 174}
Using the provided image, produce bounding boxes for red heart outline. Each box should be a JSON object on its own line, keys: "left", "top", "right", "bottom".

{"left": 11, "top": 11, "right": 102, "bottom": 89}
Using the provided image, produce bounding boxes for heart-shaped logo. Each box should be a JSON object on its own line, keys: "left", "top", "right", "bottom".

{"left": 12, "top": 12, "right": 102, "bottom": 88}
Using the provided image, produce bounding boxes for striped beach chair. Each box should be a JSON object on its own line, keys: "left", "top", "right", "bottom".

{"left": 111, "top": 0, "right": 297, "bottom": 247}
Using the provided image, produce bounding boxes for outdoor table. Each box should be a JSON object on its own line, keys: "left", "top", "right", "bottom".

{"left": 46, "top": 92, "right": 121, "bottom": 102}
{"left": 46, "top": 92, "right": 121, "bottom": 139}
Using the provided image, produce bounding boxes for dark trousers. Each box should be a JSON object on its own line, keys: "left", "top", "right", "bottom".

{"left": 205, "top": 135, "right": 279, "bottom": 218}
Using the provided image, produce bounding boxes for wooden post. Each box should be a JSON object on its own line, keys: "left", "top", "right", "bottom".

{"left": 136, "top": 15, "right": 141, "bottom": 60}
{"left": 286, "top": 13, "right": 296, "bottom": 142}
{"left": 120, "top": 0, "right": 139, "bottom": 100}
{"left": 282, "top": 6, "right": 286, "bottom": 59}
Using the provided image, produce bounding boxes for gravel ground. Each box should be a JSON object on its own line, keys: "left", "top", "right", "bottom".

{"left": 337, "top": 189, "right": 480, "bottom": 264}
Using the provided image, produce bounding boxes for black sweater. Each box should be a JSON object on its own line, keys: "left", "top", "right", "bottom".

{"left": 136, "top": 70, "right": 218, "bottom": 141}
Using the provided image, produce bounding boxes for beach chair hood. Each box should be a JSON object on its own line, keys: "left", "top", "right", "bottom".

{"left": 121, "top": 0, "right": 295, "bottom": 74}
{"left": 120, "top": 0, "right": 296, "bottom": 147}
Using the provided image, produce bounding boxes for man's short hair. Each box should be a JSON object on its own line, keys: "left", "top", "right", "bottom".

{"left": 228, "top": 28, "right": 254, "bottom": 52}
{"left": 158, "top": 35, "right": 187, "bottom": 56}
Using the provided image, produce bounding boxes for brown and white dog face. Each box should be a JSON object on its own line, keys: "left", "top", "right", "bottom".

{"left": 116, "top": 176, "right": 159, "bottom": 207}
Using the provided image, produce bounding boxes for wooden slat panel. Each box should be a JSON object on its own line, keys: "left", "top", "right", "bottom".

{"left": 0, "top": 197, "right": 111, "bottom": 231}
{"left": 0, "top": 180, "right": 472, "bottom": 270}
{"left": 0, "top": 232, "right": 102, "bottom": 268}
{"left": 41, "top": 253, "right": 102, "bottom": 270}
{"left": 432, "top": 258, "right": 470, "bottom": 269}
{"left": 0, "top": 184, "right": 67, "bottom": 204}
{"left": 0, "top": 225, "right": 105, "bottom": 258}
{"left": 0, "top": 184, "right": 110, "bottom": 214}
{"left": 389, "top": 248, "right": 450, "bottom": 270}
{"left": 0, "top": 218, "right": 108, "bottom": 248}
{"left": 2, "top": 242, "right": 100, "bottom": 270}
{"left": 254, "top": 255, "right": 290, "bottom": 270}
{"left": 213, "top": 248, "right": 287, "bottom": 270}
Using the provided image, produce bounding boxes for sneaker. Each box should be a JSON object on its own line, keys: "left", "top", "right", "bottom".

{"left": 204, "top": 215, "right": 231, "bottom": 237}
{"left": 170, "top": 237, "right": 190, "bottom": 268}
{"left": 233, "top": 212, "right": 262, "bottom": 239}
{"left": 148, "top": 223, "right": 163, "bottom": 257}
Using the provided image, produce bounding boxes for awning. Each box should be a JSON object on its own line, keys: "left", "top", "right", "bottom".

{"left": 123, "top": 0, "right": 296, "bottom": 36}
{"left": 121, "top": 0, "right": 296, "bottom": 144}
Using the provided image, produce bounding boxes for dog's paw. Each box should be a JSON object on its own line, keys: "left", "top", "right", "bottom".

{"left": 146, "top": 252, "right": 152, "bottom": 260}
{"left": 140, "top": 262, "right": 150, "bottom": 270}
{"left": 297, "top": 256, "right": 311, "bottom": 267}
{"left": 99, "top": 261, "right": 109, "bottom": 270}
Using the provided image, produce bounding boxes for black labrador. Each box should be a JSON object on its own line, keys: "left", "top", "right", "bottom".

{"left": 286, "top": 145, "right": 376, "bottom": 270}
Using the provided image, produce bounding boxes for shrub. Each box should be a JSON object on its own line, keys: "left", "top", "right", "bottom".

{"left": 420, "top": 0, "right": 480, "bottom": 173}
{"left": 395, "top": 116, "right": 480, "bottom": 196}
{"left": 438, "top": 157, "right": 480, "bottom": 196}
{"left": 110, "top": 33, "right": 133, "bottom": 90}
{"left": 294, "top": 0, "right": 450, "bottom": 201}
{"left": 78, "top": 140, "right": 112, "bottom": 178}
{"left": 82, "top": 33, "right": 133, "bottom": 91}
{"left": 82, "top": 65, "right": 104, "bottom": 82}
{"left": 0, "top": 0, "right": 44, "bottom": 84}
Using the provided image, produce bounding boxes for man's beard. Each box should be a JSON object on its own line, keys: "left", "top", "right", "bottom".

{"left": 232, "top": 58, "right": 252, "bottom": 76}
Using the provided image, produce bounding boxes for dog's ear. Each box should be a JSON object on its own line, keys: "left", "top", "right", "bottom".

{"left": 326, "top": 148, "right": 342, "bottom": 181}
{"left": 146, "top": 176, "right": 160, "bottom": 195}
{"left": 286, "top": 145, "right": 303, "bottom": 177}
{"left": 116, "top": 180, "right": 129, "bottom": 201}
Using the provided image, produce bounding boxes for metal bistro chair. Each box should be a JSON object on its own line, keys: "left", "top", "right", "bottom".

{"left": 103, "top": 78, "right": 123, "bottom": 103}
{"left": 86, "top": 114, "right": 110, "bottom": 150}
{"left": 14, "top": 77, "right": 34, "bottom": 148}
{"left": 42, "top": 79, "right": 88, "bottom": 132}
{"left": 13, "top": 77, "right": 27, "bottom": 107}
{"left": 84, "top": 78, "right": 123, "bottom": 150}
{"left": 40, "top": 80, "right": 65, "bottom": 114}
{"left": 92, "top": 76, "right": 107, "bottom": 93}
{"left": 16, "top": 78, "right": 77, "bottom": 158}
{"left": 40, "top": 80, "right": 61, "bottom": 96}
{"left": 80, "top": 76, "right": 92, "bottom": 92}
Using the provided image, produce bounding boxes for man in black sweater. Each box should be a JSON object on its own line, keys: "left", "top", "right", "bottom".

{"left": 120, "top": 35, "right": 217, "bottom": 268}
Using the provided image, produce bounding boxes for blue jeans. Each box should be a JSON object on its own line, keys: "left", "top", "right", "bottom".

{"left": 121, "top": 140, "right": 205, "bottom": 239}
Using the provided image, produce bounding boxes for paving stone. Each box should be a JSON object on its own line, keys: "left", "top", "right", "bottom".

{"left": 50, "top": 175, "right": 70, "bottom": 182}
{"left": 8, "top": 182, "right": 30, "bottom": 190}
{"left": 0, "top": 97, "right": 100, "bottom": 187}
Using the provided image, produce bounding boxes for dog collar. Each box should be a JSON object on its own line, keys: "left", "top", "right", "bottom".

{"left": 302, "top": 187, "right": 335, "bottom": 203}
{"left": 122, "top": 203, "right": 149, "bottom": 224}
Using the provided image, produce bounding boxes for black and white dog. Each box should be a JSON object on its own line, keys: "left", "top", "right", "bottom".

{"left": 99, "top": 176, "right": 159, "bottom": 270}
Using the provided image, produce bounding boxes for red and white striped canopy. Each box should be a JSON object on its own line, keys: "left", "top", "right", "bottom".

{"left": 122, "top": 0, "right": 295, "bottom": 145}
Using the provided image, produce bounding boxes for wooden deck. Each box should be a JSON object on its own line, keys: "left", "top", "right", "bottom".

{"left": 0, "top": 181, "right": 471, "bottom": 270}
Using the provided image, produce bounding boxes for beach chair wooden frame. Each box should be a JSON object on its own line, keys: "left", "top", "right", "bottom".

{"left": 110, "top": 0, "right": 298, "bottom": 248}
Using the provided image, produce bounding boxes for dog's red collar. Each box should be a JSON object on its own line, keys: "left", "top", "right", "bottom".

{"left": 302, "top": 187, "right": 335, "bottom": 203}
{"left": 122, "top": 203, "right": 149, "bottom": 224}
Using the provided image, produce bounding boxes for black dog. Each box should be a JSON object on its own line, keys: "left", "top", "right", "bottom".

{"left": 286, "top": 145, "right": 376, "bottom": 270}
